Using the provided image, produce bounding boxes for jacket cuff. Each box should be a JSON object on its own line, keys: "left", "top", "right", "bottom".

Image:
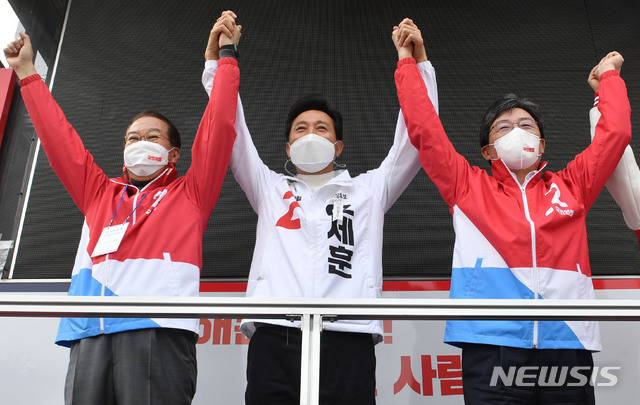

{"left": 397, "top": 57, "right": 417, "bottom": 68}
{"left": 218, "top": 57, "right": 238, "bottom": 67}
{"left": 19, "top": 74, "right": 42, "bottom": 87}
{"left": 599, "top": 69, "right": 619, "bottom": 81}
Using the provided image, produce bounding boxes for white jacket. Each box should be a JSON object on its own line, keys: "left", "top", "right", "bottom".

{"left": 590, "top": 102, "right": 640, "bottom": 236}
{"left": 203, "top": 60, "right": 438, "bottom": 342}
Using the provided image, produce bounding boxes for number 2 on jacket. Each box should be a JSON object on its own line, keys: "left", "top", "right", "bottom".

{"left": 276, "top": 191, "right": 301, "bottom": 229}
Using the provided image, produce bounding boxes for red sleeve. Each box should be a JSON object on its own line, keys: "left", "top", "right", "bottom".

{"left": 184, "top": 57, "right": 239, "bottom": 211}
{"left": 19, "top": 74, "right": 109, "bottom": 214}
{"left": 394, "top": 57, "right": 471, "bottom": 206}
{"left": 559, "top": 70, "right": 632, "bottom": 209}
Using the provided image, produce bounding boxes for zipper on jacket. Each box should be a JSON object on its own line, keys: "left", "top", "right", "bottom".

{"left": 97, "top": 184, "right": 145, "bottom": 334}
{"left": 131, "top": 188, "right": 140, "bottom": 224}
{"left": 100, "top": 253, "right": 109, "bottom": 334}
{"left": 518, "top": 181, "right": 539, "bottom": 348}
{"left": 101, "top": 188, "right": 138, "bottom": 333}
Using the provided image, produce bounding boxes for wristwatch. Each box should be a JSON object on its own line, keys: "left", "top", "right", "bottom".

{"left": 219, "top": 44, "right": 239, "bottom": 59}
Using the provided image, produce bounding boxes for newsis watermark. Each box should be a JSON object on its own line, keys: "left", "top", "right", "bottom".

{"left": 490, "top": 366, "right": 621, "bottom": 387}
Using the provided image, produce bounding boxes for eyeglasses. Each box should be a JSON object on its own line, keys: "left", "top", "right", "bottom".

{"left": 124, "top": 130, "right": 169, "bottom": 144}
{"left": 490, "top": 119, "right": 538, "bottom": 135}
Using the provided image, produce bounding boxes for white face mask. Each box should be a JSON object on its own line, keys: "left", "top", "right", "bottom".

{"left": 288, "top": 134, "right": 337, "bottom": 173}
{"left": 489, "top": 127, "right": 541, "bottom": 170}
{"left": 123, "top": 141, "right": 173, "bottom": 177}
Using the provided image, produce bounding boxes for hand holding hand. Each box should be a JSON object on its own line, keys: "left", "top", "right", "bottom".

{"left": 205, "top": 10, "right": 241, "bottom": 60}
{"left": 219, "top": 20, "right": 241, "bottom": 47}
{"left": 392, "top": 19, "right": 427, "bottom": 62}
{"left": 587, "top": 64, "right": 600, "bottom": 92}
{"left": 588, "top": 51, "right": 624, "bottom": 92}
{"left": 3, "top": 32, "right": 38, "bottom": 79}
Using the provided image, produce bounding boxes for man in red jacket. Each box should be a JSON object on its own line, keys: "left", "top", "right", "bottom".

{"left": 4, "top": 17, "right": 241, "bottom": 405}
{"left": 393, "top": 19, "right": 630, "bottom": 405}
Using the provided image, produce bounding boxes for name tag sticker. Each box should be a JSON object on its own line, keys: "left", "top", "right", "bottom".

{"left": 332, "top": 200, "right": 343, "bottom": 222}
{"left": 91, "top": 223, "right": 129, "bottom": 257}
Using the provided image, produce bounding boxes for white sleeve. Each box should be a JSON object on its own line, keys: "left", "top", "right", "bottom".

{"left": 590, "top": 106, "right": 640, "bottom": 230}
{"left": 357, "top": 60, "right": 438, "bottom": 212}
{"left": 418, "top": 61, "right": 439, "bottom": 114}
{"left": 202, "top": 60, "right": 218, "bottom": 95}
{"left": 202, "top": 60, "right": 276, "bottom": 211}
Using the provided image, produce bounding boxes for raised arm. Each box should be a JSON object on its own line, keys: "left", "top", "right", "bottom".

{"left": 393, "top": 22, "right": 472, "bottom": 207}
{"left": 587, "top": 59, "right": 640, "bottom": 242}
{"left": 5, "top": 33, "right": 109, "bottom": 213}
{"left": 393, "top": 20, "right": 438, "bottom": 111}
{"left": 357, "top": 19, "right": 439, "bottom": 210}
{"left": 186, "top": 18, "right": 241, "bottom": 211}
{"left": 202, "top": 11, "right": 276, "bottom": 211}
{"left": 561, "top": 51, "right": 631, "bottom": 210}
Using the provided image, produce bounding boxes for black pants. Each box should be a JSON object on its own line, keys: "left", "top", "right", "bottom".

{"left": 461, "top": 343, "right": 595, "bottom": 405}
{"left": 245, "top": 324, "right": 376, "bottom": 405}
{"left": 65, "top": 328, "right": 198, "bottom": 405}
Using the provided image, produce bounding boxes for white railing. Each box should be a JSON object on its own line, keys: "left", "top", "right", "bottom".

{"left": 1, "top": 295, "right": 640, "bottom": 405}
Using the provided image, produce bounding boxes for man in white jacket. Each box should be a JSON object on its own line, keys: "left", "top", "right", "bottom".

{"left": 204, "top": 12, "right": 437, "bottom": 405}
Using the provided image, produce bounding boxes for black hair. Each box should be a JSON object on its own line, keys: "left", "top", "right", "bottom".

{"left": 285, "top": 94, "right": 343, "bottom": 142}
{"left": 125, "top": 110, "right": 181, "bottom": 149}
{"left": 479, "top": 93, "right": 544, "bottom": 149}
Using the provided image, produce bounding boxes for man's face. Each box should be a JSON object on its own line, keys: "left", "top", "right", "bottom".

{"left": 481, "top": 107, "right": 545, "bottom": 165}
{"left": 287, "top": 110, "right": 337, "bottom": 145}
{"left": 125, "top": 117, "right": 173, "bottom": 149}
{"left": 285, "top": 110, "right": 344, "bottom": 175}
{"left": 124, "top": 116, "right": 180, "bottom": 180}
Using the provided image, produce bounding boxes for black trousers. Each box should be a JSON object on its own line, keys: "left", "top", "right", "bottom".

{"left": 461, "top": 343, "right": 595, "bottom": 405}
{"left": 65, "top": 328, "right": 198, "bottom": 405}
{"left": 245, "top": 324, "right": 376, "bottom": 405}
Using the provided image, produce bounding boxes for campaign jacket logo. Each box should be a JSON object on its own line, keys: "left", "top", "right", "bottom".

{"left": 545, "top": 183, "right": 574, "bottom": 217}
{"left": 276, "top": 191, "right": 302, "bottom": 229}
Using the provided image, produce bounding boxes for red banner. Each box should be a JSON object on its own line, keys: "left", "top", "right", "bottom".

{"left": 0, "top": 68, "right": 17, "bottom": 147}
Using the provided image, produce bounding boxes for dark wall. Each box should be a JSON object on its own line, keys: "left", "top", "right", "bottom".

{"left": 9, "top": 0, "right": 640, "bottom": 279}
{"left": 0, "top": 0, "right": 67, "bottom": 278}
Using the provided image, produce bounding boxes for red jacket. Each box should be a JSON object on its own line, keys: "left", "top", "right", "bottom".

{"left": 395, "top": 57, "right": 631, "bottom": 350}
{"left": 20, "top": 58, "right": 239, "bottom": 347}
